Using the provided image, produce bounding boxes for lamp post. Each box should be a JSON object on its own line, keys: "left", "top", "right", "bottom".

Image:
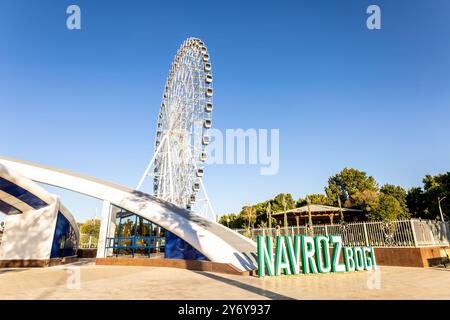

{"left": 281, "top": 194, "right": 288, "bottom": 229}
{"left": 306, "top": 195, "right": 313, "bottom": 235}
{"left": 266, "top": 202, "right": 272, "bottom": 229}
{"left": 337, "top": 196, "right": 344, "bottom": 223}
{"left": 265, "top": 202, "right": 272, "bottom": 237}
{"left": 438, "top": 196, "right": 447, "bottom": 222}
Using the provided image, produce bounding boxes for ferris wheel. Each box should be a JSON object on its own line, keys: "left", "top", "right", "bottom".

{"left": 137, "top": 37, "right": 215, "bottom": 220}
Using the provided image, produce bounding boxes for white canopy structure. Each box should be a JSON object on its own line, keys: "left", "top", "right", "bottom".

{"left": 0, "top": 163, "right": 79, "bottom": 266}
{"left": 0, "top": 156, "right": 257, "bottom": 272}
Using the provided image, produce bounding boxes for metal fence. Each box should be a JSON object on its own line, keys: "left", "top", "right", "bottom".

{"left": 79, "top": 233, "right": 98, "bottom": 249}
{"left": 234, "top": 219, "right": 450, "bottom": 248}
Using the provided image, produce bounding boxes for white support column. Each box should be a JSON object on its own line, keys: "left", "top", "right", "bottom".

{"left": 167, "top": 136, "right": 174, "bottom": 203}
{"left": 445, "top": 222, "right": 450, "bottom": 246}
{"left": 410, "top": 219, "right": 418, "bottom": 247}
{"left": 198, "top": 178, "right": 216, "bottom": 220}
{"left": 430, "top": 227, "right": 436, "bottom": 246}
{"left": 96, "top": 200, "right": 112, "bottom": 258}
{"left": 363, "top": 222, "right": 369, "bottom": 247}
{"left": 136, "top": 134, "right": 167, "bottom": 191}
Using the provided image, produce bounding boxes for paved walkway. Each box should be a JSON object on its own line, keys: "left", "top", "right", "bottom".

{"left": 1, "top": 260, "right": 450, "bottom": 299}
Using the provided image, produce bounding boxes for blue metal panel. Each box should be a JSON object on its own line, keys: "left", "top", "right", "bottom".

{"left": 50, "top": 212, "right": 76, "bottom": 258}
{"left": 0, "top": 199, "right": 22, "bottom": 215}
{"left": 0, "top": 177, "right": 47, "bottom": 210}
{"left": 165, "top": 231, "right": 208, "bottom": 261}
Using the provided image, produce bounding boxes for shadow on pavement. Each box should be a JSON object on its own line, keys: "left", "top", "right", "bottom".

{"left": 193, "top": 271, "right": 296, "bottom": 300}
{"left": 429, "top": 266, "right": 450, "bottom": 272}
{"left": 0, "top": 268, "right": 29, "bottom": 275}
{"left": 57, "top": 258, "right": 96, "bottom": 267}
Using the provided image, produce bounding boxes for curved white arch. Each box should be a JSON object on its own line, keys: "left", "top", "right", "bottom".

{"left": 0, "top": 156, "right": 257, "bottom": 271}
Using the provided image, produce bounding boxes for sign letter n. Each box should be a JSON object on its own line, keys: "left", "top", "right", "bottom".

{"left": 257, "top": 236, "right": 275, "bottom": 277}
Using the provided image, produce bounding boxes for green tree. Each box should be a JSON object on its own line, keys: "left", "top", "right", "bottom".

{"left": 271, "top": 193, "right": 295, "bottom": 212}
{"left": 406, "top": 173, "right": 450, "bottom": 220}
{"left": 371, "top": 194, "right": 405, "bottom": 221}
{"left": 271, "top": 194, "right": 295, "bottom": 228}
{"left": 325, "top": 168, "right": 379, "bottom": 208}
{"left": 78, "top": 218, "right": 101, "bottom": 248}
{"left": 242, "top": 206, "right": 257, "bottom": 230}
{"left": 297, "top": 193, "right": 332, "bottom": 206}
{"left": 218, "top": 213, "right": 234, "bottom": 228}
{"left": 406, "top": 187, "right": 427, "bottom": 218}
{"left": 253, "top": 202, "right": 269, "bottom": 227}
{"left": 380, "top": 184, "right": 409, "bottom": 217}
{"left": 352, "top": 189, "right": 379, "bottom": 217}
{"left": 423, "top": 173, "right": 450, "bottom": 220}
{"left": 79, "top": 219, "right": 101, "bottom": 236}
{"left": 219, "top": 213, "right": 243, "bottom": 229}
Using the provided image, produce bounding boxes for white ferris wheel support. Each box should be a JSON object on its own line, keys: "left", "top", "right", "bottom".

{"left": 136, "top": 37, "right": 216, "bottom": 221}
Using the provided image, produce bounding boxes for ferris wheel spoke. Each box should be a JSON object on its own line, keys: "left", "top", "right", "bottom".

{"left": 138, "top": 38, "right": 215, "bottom": 220}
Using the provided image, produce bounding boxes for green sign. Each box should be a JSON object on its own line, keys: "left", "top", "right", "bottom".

{"left": 257, "top": 235, "right": 376, "bottom": 277}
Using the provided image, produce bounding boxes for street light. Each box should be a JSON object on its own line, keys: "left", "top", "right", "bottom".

{"left": 438, "top": 196, "right": 447, "bottom": 222}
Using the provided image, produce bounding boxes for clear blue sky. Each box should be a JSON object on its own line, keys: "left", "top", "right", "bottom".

{"left": 1, "top": 0, "right": 449, "bottom": 222}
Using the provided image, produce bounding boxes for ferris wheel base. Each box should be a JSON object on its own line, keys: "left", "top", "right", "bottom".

{"left": 0, "top": 156, "right": 258, "bottom": 272}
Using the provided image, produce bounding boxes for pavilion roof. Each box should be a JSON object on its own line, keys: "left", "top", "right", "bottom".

{"left": 272, "top": 204, "right": 362, "bottom": 216}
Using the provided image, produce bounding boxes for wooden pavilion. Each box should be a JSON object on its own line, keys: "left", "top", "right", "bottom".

{"left": 272, "top": 204, "right": 363, "bottom": 226}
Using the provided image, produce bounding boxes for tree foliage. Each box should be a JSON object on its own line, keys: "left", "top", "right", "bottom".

{"left": 297, "top": 194, "right": 332, "bottom": 207}
{"left": 380, "top": 184, "right": 409, "bottom": 217}
{"left": 242, "top": 206, "right": 257, "bottom": 229}
{"left": 325, "top": 168, "right": 378, "bottom": 208}
{"left": 79, "top": 219, "right": 101, "bottom": 235}
{"left": 271, "top": 193, "right": 295, "bottom": 212}
{"left": 352, "top": 189, "right": 379, "bottom": 215}
{"left": 406, "top": 187, "right": 427, "bottom": 218}
{"left": 218, "top": 169, "right": 450, "bottom": 228}
{"left": 407, "top": 173, "right": 450, "bottom": 220}
{"left": 370, "top": 194, "right": 404, "bottom": 221}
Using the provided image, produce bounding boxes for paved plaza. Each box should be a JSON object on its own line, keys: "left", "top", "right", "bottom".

{"left": 1, "top": 259, "right": 450, "bottom": 300}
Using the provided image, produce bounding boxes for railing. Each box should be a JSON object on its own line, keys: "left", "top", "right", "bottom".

{"left": 234, "top": 219, "right": 450, "bottom": 248}
{"left": 79, "top": 233, "right": 99, "bottom": 249}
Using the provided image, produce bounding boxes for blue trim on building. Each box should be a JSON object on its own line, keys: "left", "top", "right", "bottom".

{"left": 0, "top": 199, "right": 22, "bottom": 215}
{"left": 50, "top": 212, "right": 77, "bottom": 258}
{"left": 165, "top": 231, "right": 208, "bottom": 261}
{"left": 0, "top": 177, "right": 47, "bottom": 210}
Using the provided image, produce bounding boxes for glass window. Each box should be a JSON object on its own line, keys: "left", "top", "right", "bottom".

{"left": 106, "top": 205, "right": 166, "bottom": 258}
